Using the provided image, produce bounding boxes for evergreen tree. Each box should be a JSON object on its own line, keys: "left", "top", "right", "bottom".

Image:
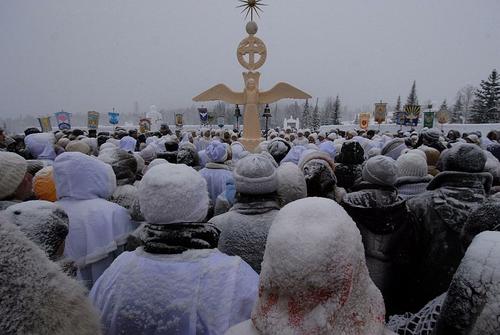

{"left": 451, "top": 93, "right": 464, "bottom": 123}
{"left": 406, "top": 81, "right": 419, "bottom": 106}
{"left": 302, "top": 99, "right": 311, "bottom": 129}
{"left": 470, "top": 69, "right": 500, "bottom": 123}
{"left": 396, "top": 95, "right": 402, "bottom": 111}
{"left": 322, "top": 97, "right": 335, "bottom": 125}
{"left": 311, "top": 98, "right": 321, "bottom": 131}
{"left": 332, "top": 95, "right": 341, "bottom": 125}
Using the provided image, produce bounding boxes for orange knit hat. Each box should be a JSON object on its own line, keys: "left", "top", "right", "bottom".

{"left": 33, "top": 166, "right": 57, "bottom": 202}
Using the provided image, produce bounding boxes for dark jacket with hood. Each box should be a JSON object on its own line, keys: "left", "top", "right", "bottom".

{"left": 341, "top": 182, "right": 411, "bottom": 315}
{"left": 406, "top": 170, "right": 492, "bottom": 311}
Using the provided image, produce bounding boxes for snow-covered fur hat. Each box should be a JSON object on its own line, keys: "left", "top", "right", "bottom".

{"left": 233, "top": 154, "right": 278, "bottom": 195}
{"left": 434, "top": 231, "right": 500, "bottom": 334}
{"left": 362, "top": 155, "right": 398, "bottom": 186}
{"left": 0, "top": 152, "right": 27, "bottom": 200}
{"left": 206, "top": 141, "right": 228, "bottom": 163}
{"left": 442, "top": 143, "right": 486, "bottom": 173}
{"left": 396, "top": 153, "right": 428, "bottom": 178}
{"left": 98, "top": 147, "right": 137, "bottom": 185}
{"left": 0, "top": 218, "right": 102, "bottom": 335}
{"left": 177, "top": 142, "right": 199, "bottom": 167}
{"left": 250, "top": 198, "right": 386, "bottom": 334}
{"left": 276, "top": 163, "right": 307, "bottom": 207}
{"left": 267, "top": 138, "right": 291, "bottom": 164}
{"left": 4, "top": 200, "right": 68, "bottom": 260}
{"left": 298, "top": 151, "right": 336, "bottom": 173}
{"left": 139, "top": 164, "right": 208, "bottom": 224}
{"left": 381, "top": 138, "right": 407, "bottom": 160}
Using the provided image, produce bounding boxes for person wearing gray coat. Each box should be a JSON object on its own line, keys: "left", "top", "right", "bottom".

{"left": 210, "top": 154, "right": 280, "bottom": 273}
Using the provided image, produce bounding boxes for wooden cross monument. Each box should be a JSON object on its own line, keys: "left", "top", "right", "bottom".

{"left": 193, "top": 3, "right": 311, "bottom": 152}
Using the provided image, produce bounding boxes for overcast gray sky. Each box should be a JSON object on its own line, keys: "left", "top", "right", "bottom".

{"left": 1, "top": 0, "right": 499, "bottom": 118}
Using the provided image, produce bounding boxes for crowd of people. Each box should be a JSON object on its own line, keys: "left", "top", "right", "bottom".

{"left": 1, "top": 123, "right": 500, "bottom": 335}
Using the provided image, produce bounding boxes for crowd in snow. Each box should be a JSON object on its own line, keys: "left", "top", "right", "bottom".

{"left": 1, "top": 123, "right": 500, "bottom": 334}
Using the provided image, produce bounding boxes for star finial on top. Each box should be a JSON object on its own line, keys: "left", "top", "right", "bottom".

{"left": 237, "top": 0, "right": 267, "bottom": 21}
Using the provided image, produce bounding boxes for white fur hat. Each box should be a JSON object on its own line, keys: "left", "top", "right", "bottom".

{"left": 0, "top": 152, "right": 27, "bottom": 200}
{"left": 139, "top": 164, "right": 208, "bottom": 224}
{"left": 233, "top": 154, "right": 278, "bottom": 195}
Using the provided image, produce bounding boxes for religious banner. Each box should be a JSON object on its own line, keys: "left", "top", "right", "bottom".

{"left": 374, "top": 102, "right": 387, "bottom": 124}
{"left": 436, "top": 109, "right": 450, "bottom": 124}
{"left": 424, "top": 111, "right": 435, "bottom": 128}
{"left": 394, "top": 111, "right": 405, "bottom": 126}
{"left": 139, "top": 118, "right": 151, "bottom": 133}
{"left": 38, "top": 116, "right": 52, "bottom": 132}
{"left": 404, "top": 105, "right": 421, "bottom": 127}
{"left": 175, "top": 113, "right": 184, "bottom": 128}
{"left": 54, "top": 111, "right": 72, "bottom": 130}
{"left": 359, "top": 113, "right": 371, "bottom": 130}
{"left": 108, "top": 110, "right": 120, "bottom": 125}
{"left": 198, "top": 107, "right": 208, "bottom": 124}
{"left": 87, "top": 111, "right": 99, "bottom": 130}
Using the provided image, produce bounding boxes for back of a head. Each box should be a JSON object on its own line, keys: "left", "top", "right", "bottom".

{"left": 0, "top": 217, "right": 102, "bottom": 335}
{"left": 276, "top": 162, "right": 307, "bottom": 207}
{"left": 442, "top": 143, "right": 486, "bottom": 173}
{"left": 233, "top": 154, "right": 278, "bottom": 196}
{"left": 267, "top": 138, "right": 291, "bottom": 164}
{"left": 338, "top": 141, "right": 365, "bottom": 164}
{"left": 98, "top": 147, "right": 137, "bottom": 185}
{"left": 396, "top": 153, "right": 428, "bottom": 178}
{"left": 252, "top": 198, "right": 385, "bottom": 335}
{"left": 362, "top": 155, "right": 398, "bottom": 187}
{"left": 206, "top": 141, "right": 228, "bottom": 163}
{"left": 461, "top": 201, "right": 500, "bottom": 250}
{"left": 0, "top": 152, "right": 27, "bottom": 201}
{"left": 434, "top": 231, "right": 500, "bottom": 334}
{"left": 54, "top": 152, "right": 116, "bottom": 200}
{"left": 139, "top": 164, "right": 209, "bottom": 224}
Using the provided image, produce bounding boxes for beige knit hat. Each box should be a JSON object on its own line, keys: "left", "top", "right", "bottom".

{"left": 65, "top": 141, "right": 91, "bottom": 155}
{"left": 0, "top": 152, "right": 28, "bottom": 200}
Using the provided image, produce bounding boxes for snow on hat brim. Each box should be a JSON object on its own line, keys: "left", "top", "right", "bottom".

{"left": 0, "top": 152, "right": 28, "bottom": 200}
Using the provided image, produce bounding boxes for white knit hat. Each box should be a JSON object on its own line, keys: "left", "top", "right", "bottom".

{"left": 139, "top": 164, "right": 208, "bottom": 224}
{"left": 396, "top": 153, "right": 428, "bottom": 178}
{"left": 233, "top": 154, "right": 278, "bottom": 195}
{"left": 0, "top": 152, "right": 28, "bottom": 200}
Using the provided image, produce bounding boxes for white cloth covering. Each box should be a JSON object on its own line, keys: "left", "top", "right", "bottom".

{"left": 90, "top": 248, "right": 258, "bottom": 335}
{"left": 54, "top": 152, "right": 133, "bottom": 287}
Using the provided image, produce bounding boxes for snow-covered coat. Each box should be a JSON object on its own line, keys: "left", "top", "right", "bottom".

{"left": 199, "top": 163, "right": 234, "bottom": 204}
{"left": 406, "top": 171, "right": 492, "bottom": 311}
{"left": 433, "top": 231, "right": 500, "bottom": 334}
{"left": 54, "top": 152, "right": 134, "bottom": 287}
{"left": 341, "top": 183, "right": 411, "bottom": 315}
{"left": 0, "top": 218, "right": 102, "bottom": 335}
{"left": 90, "top": 248, "right": 258, "bottom": 335}
{"left": 210, "top": 197, "right": 280, "bottom": 273}
{"left": 394, "top": 175, "right": 432, "bottom": 200}
{"left": 226, "top": 198, "right": 395, "bottom": 335}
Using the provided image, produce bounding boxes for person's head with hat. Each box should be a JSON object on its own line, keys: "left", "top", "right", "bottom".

{"left": 0, "top": 152, "right": 33, "bottom": 206}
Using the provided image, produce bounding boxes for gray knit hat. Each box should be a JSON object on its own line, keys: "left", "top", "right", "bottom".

{"left": 0, "top": 152, "right": 28, "bottom": 200}
{"left": 362, "top": 155, "right": 398, "bottom": 186}
{"left": 233, "top": 154, "right": 278, "bottom": 195}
